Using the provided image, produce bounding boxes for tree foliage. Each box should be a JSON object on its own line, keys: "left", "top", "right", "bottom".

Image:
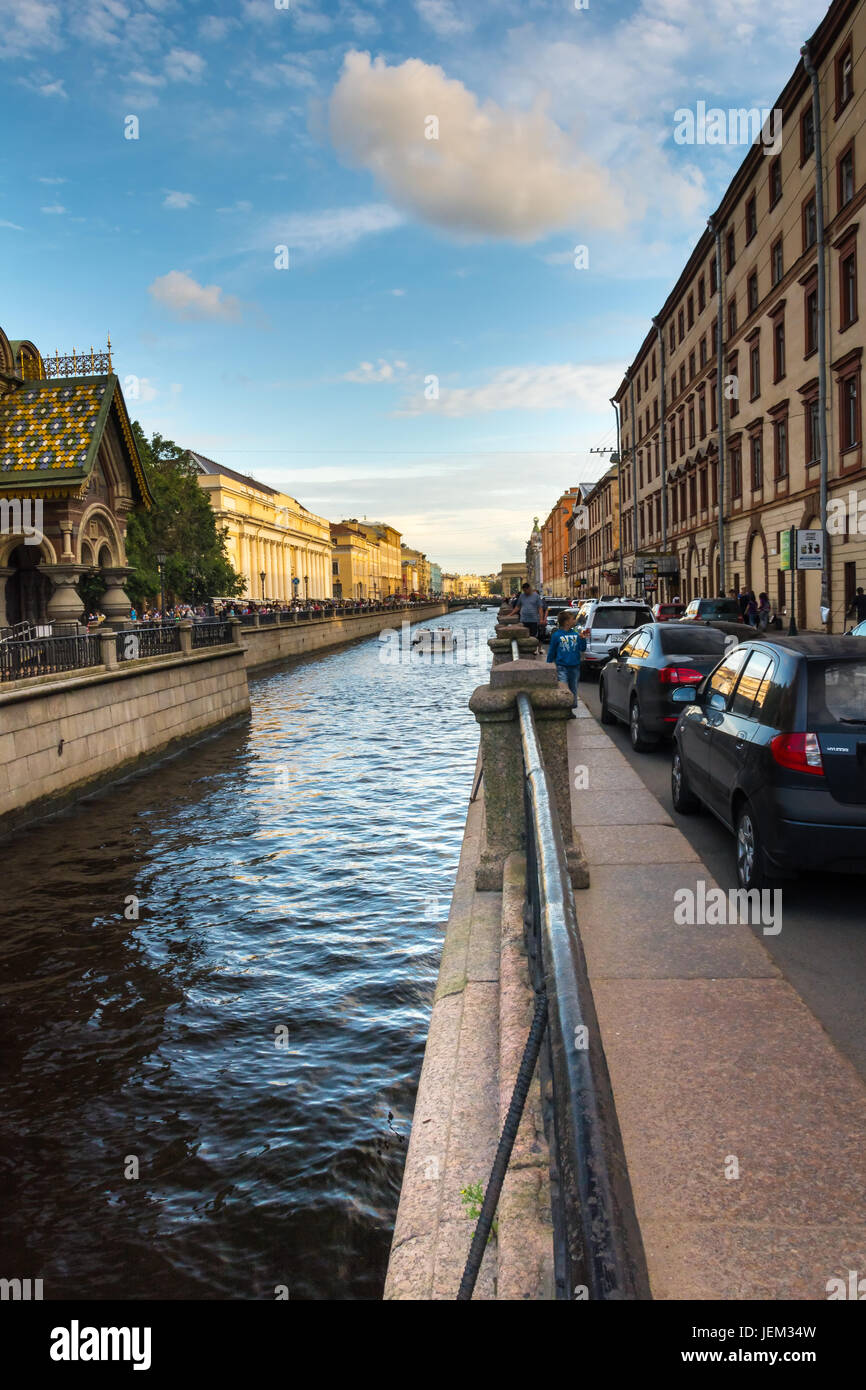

{"left": 125, "top": 425, "right": 244, "bottom": 606}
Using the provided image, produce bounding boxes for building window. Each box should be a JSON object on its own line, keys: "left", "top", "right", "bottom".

{"left": 838, "top": 145, "right": 855, "bottom": 209}
{"left": 689, "top": 350, "right": 695, "bottom": 380}
{"left": 699, "top": 335, "right": 707, "bottom": 369}
{"left": 700, "top": 471, "right": 708, "bottom": 510}
{"left": 801, "top": 104, "right": 815, "bottom": 162}
{"left": 805, "top": 284, "right": 818, "bottom": 354}
{"left": 771, "top": 237, "right": 784, "bottom": 285}
{"left": 749, "top": 342, "right": 760, "bottom": 399}
{"left": 710, "top": 256, "right": 718, "bottom": 294}
{"left": 687, "top": 293, "right": 694, "bottom": 328}
{"left": 745, "top": 193, "right": 757, "bottom": 242}
{"left": 803, "top": 197, "right": 817, "bottom": 250}
{"left": 689, "top": 476, "right": 697, "bottom": 514}
{"left": 837, "top": 43, "right": 854, "bottom": 114}
{"left": 769, "top": 156, "right": 782, "bottom": 208}
{"left": 678, "top": 307, "right": 685, "bottom": 343}
{"left": 841, "top": 248, "right": 858, "bottom": 329}
{"left": 644, "top": 363, "right": 649, "bottom": 390}
{"left": 731, "top": 447, "right": 742, "bottom": 498}
{"left": 698, "top": 276, "right": 706, "bottom": 312}
{"left": 726, "top": 228, "right": 736, "bottom": 271}
{"left": 688, "top": 405, "right": 695, "bottom": 448}
{"left": 840, "top": 370, "right": 861, "bottom": 450}
{"left": 651, "top": 351, "right": 657, "bottom": 380}
{"left": 727, "top": 295, "right": 737, "bottom": 337}
{"left": 699, "top": 392, "right": 706, "bottom": 439}
{"left": 747, "top": 270, "right": 759, "bottom": 314}
{"left": 669, "top": 321, "right": 676, "bottom": 352}
{"left": 727, "top": 355, "right": 739, "bottom": 417}
{"left": 774, "top": 417, "right": 788, "bottom": 478}
{"left": 671, "top": 488, "right": 679, "bottom": 525}
{"left": 751, "top": 434, "right": 763, "bottom": 490}
{"left": 680, "top": 363, "right": 686, "bottom": 394}
{"left": 654, "top": 398, "right": 659, "bottom": 424}
{"left": 773, "top": 318, "right": 785, "bottom": 381}
{"left": 711, "top": 377, "right": 718, "bottom": 429}
{"left": 679, "top": 413, "right": 685, "bottom": 453}
{"left": 806, "top": 397, "right": 820, "bottom": 463}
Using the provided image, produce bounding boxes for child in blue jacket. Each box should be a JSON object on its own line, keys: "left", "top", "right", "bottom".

{"left": 546, "top": 610, "right": 586, "bottom": 714}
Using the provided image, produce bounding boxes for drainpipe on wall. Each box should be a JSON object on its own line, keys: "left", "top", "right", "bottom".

{"left": 628, "top": 370, "right": 639, "bottom": 598}
{"left": 801, "top": 41, "right": 831, "bottom": 622}
{"left": 652, "top": 316, "right": 669, "bottom": 598}
{"left": 708, "top": 214, "right": 726, "bottom": 595}
{"left": 610, "top": 396, "right": 625, "bottom": 594}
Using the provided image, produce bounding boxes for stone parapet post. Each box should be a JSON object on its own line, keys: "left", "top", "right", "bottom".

{"left": 99, "top": 628, "right": 118, "bottom": 670}
{"left": 469, "top": 660, "right": 588, "bottom": 892}
{"left": 178, "top": 619, "right": 193, "bottom": 654}
{"left": 228, "top": 617, "right": 244, "bottom": 646}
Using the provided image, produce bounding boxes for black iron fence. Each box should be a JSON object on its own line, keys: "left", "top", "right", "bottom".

{"left": 0, "top": 633, "right": 102, "bottom": 684}
{"left": 116, "top": 626, "right": 182, "bottom": 661}
{"left": 192, "top": 621, "right": 231, "bottom": 648}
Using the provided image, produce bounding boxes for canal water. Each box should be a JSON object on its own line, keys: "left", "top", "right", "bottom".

{"left": 0, "top": 608, "right": 495, "bottom": 1300}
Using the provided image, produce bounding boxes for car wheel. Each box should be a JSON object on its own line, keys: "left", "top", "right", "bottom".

{"left": 671, "top": 746, "right": 699, "bottom": 813}
{"left": 735, "top": 802, "right": 776, "bottom": 891}
{"left": 599, "top": 676, "right": 617, "bottom": 725}
{"left": 629, "top": 696, "right": 657, "bottom": 752}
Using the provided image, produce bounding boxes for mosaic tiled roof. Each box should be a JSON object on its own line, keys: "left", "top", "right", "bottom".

{"left": 0, "top": 373, "right": 150, "bottom": 502}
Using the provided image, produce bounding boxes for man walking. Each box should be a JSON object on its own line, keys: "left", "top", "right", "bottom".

{"left": 514, "top": 581, "right": 547, "bottom": 639}
{"left": 847, "top": 586, "right": 866, "bottom": 624}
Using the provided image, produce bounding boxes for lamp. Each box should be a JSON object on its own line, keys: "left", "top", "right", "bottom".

{"left": 156, "top": 551, "right": 167, "bottom": 620}
{"left": 260, "top": 570, "right": 266, "bottom": 602}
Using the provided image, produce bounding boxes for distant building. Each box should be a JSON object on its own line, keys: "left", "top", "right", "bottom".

{"left": 499, "top": 562, "right": 525, "bottom": 595}
{"left": 346, "top": 519, "right": 403, "bottom": 597}
{"left": 525, "top": 518, "right": 542, "bottom": 590}
{"left": 330, "top": 520, "right": 379, "bottom": 598}
{"left": 429, "top": 562, "right": 442, "bottom": 594}
{"left": 540, "top": 488, "right": 583, "bottom": 597}
{"left": 191, "top": 451, "right": 331, "bottom": 601}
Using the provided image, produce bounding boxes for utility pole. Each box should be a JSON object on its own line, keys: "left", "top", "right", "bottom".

{"left": 802, "top": 42, "right": 831, "bottom": 626}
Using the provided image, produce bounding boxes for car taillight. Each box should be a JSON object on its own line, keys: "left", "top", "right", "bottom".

{"left": 658, "top": 666, "right": 704, "bottom": 685}
{"left": 770, "top": 732, "right": 825, "bottom": 776}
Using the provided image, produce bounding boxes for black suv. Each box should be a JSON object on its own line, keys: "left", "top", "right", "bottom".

{"left": 671, "top": 636, "right": 866, "bottom": 889}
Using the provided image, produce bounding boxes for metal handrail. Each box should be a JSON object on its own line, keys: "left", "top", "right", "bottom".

{"left": 515, "top": 692, "right": 649, "bottom": 1300}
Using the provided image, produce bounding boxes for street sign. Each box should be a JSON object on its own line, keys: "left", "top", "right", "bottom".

{"left": 796, "top": 530, "right": 824, "bottom": 569}
{"left": 780, "top": 530, "right": 792, "bottom": 571}
{"left": 634, "top": 553, "right": 678, "bottom": 576}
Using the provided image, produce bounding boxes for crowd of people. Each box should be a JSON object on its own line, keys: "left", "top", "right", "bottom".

{"left": 83, "top": 594, "right": 439, "bottom": 627}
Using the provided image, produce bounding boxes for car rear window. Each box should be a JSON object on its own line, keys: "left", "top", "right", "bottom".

{"left": 659, "top": 627, "right": 728, "bottom": 655}
{"left": 699, "top": 600, "right": 740, "bottom": 617}
{"left": 808, "top": 660, "right": 866, "bottom": 725}
{"left": 594, "top": 607, "right": 652, "bottom": 628}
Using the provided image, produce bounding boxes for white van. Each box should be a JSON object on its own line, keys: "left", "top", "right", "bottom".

{"left": 572, "top": 598, "right": 654, "bottom": 677}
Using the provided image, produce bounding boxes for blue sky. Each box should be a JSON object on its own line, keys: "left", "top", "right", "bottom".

{"left": 1, "top": 0, "right": 830, "bottom": 571}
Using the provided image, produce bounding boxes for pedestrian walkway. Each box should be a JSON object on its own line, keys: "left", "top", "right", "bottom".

{"left": 567, "top": 698, "right": 866, "bottom": 1299}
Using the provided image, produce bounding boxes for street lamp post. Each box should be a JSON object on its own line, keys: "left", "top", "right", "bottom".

{"left": 156, "top": 550, "right": 167, "bottom": 622}
{"left": 260, "top": 570, "right": 266, "bottom": 602}
{"left": 304, "top": 574, "right": 309, "bottom": 600}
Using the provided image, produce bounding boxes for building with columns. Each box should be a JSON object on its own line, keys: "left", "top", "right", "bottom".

{"left": 349, "top": 520, "right": 403, "bottom": 596}
{"left": 0, "top": 327, "right": 150, "bottom": 630}
{"left": 330, "top": 520, "right": 379, "bottom": 598}
{"left": 191, "top": 451, "right": 332, "bottom": 601}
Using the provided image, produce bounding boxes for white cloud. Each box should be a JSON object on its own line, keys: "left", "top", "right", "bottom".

{"left": 0, "top": 219, "right": 25, "bottom": 230}
{"left": 415, "top": 0, "right": 471, "bottom": 39}
{"left": 163, "top": 190, "right": 197, "bottom": 209}
{"left": 72, "top": 0, "right": 128, "bottom": 46}
{"left": 37, "top": 77, "right": 66, "bottom": 96}
{"left": 262, "top": 202, "right": 404, "bottom": 257}
{"left": 40, "top": 203, "right": 66, "bottom": 214}
{"left": 328, "top": 52, "right": 628, "bottom": 242}
{"left": 128, "top": 68, "right": 166, "bottom": 87}
{"left": 199, "top": 15, "right": 236, "bottom": 41}
{"left": 397, "top": 363, "right": 623, "bottom": 417}
{"left": 148, "top": 270, "right": 242, "bottom": 322}
{"left": 37, "top": 175, "right": 66, "bottom": 183}
{"left": 344, "top": 358, "right": 408, "bottom": 383}
{"left": 164, "top": 47, "right": 205, "bottom": 82}
{"left": 0, "top": 0, "right": 62, "bottom": 59}
{"left": 217, "top": 200, "right": 253, "bottom": 213}
{"left": 389, "top": 288, "right": 406, "bottom": 296}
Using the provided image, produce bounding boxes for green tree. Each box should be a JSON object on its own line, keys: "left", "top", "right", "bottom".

{"left": 125, "top": 426, "right": 244, "bottom": 608}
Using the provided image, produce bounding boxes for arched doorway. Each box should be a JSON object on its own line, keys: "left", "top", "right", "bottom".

{"left": 747, "top": 530, "right": 767, "bottom": 600}
{"left": 4, "top": 545, "right": 51, "bottom": 628}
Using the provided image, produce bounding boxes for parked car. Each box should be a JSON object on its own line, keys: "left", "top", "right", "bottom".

{"left": 539, "top": 598, "right": 572, "bottom": 638}
{"left": 671, "top": 635, "right": 866, "bottom": 889}
{"left": 847, "top": 618, "right": 866, "bottom": 637}
{"left": 681, "top": 596, "right": 742, "bottom": 622}
{"left": 599, "top": 622, "right": 734, "bottom": 751}
{"left": 572, "top": 598, "right": 654, "bottom": 677}
{"left": 652, "top": 602, "right": 685, "bottom": 622}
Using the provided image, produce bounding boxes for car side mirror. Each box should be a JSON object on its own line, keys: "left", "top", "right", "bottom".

{"left": 707, "top": 691, "right": 726, "bottom": 711}
{"left": 608, "top": 645, "right": 620, "bottom": 657}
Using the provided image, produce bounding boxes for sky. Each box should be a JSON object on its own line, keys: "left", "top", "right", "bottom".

{"left": 1, "top": 0, "right": 832, "bottom": 572}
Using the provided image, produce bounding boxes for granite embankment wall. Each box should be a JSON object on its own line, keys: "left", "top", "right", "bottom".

{"left": 239, "top": 602, "right": 448, "bottom": 670}
{"left": 0, "top": 604, "right": 453, "bottom": 834}
{"left": 0, "top": 640, "right": 250, "bottom": 836}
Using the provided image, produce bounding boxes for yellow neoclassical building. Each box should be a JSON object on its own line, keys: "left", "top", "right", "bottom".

{"left": 192, "top": 451, "right": 332, "bottom": 601}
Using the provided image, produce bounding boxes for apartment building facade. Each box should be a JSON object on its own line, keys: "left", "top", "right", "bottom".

{"left": 615, "top": 0, "right": 866, "bottom": 631}
{"left": 540, "top": 487, "right": 584, "bottom": 596}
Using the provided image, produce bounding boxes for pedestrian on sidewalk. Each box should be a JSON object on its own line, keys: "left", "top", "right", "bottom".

{"left": 546, "top": 609, "right": 586, "bottom": 716}
{"left": 847, "top": 586, "right": 866, "bottom": 623}
{"left": 757, "top": 592, "right": 771, "bottom": 630}
{"left": 515, "top": 581, "right": 547, "bottom": 641}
